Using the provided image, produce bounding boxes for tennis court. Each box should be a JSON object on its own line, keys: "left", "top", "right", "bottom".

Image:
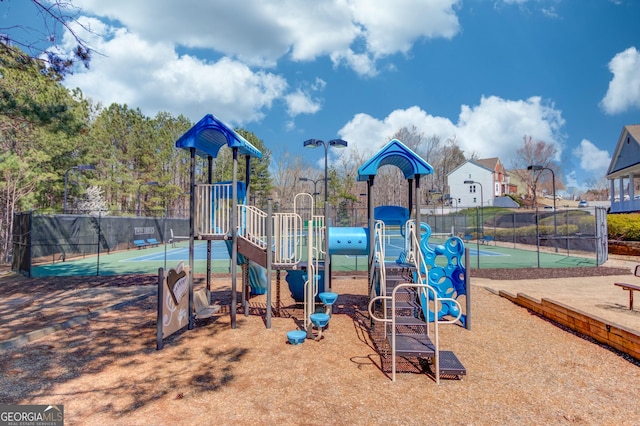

{"left": 30, "top": 234, "right": 596, "bottom": 278}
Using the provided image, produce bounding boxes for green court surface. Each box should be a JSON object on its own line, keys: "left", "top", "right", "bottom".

{"left": 29, "top": 238, "right": 598, "bottom": 277}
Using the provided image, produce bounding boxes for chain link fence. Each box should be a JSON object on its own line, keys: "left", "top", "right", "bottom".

{"left": 12, "top": 210, "right": 190, "bottom": 276}
{"left": 12, "top": 206, "right": 608, "bottom": 277}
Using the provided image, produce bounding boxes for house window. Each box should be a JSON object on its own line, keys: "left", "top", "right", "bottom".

{"left": 469, "top": 185, "right": 476, "bottom": 193}
{"left": 473, "top": 197, "right": 477, "bottom": 203}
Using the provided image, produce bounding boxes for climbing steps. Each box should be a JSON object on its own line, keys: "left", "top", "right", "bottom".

{"left": 370, "top": 277, "right": 466, "bottom": 383}
{"left": 287, "top": 291, "right": 338, "bottom": 344}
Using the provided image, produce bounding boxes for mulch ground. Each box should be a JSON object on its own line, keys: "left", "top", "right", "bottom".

{"left": 1, "top": 268, "right": 640, "bottom": 425}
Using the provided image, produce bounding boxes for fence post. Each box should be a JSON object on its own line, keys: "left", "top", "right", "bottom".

{"left": 96, "top": 211, "right": 101, "bottom": 276}
{"left": 536, "top": 208, "right": 540, "bottom": 268}
{"left": 512, "top": 212, "right": 516, "bottom": 248}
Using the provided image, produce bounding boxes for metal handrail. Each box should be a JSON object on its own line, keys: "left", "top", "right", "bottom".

{"left": 368, "top": 281, "right": 445, "bottom": 383}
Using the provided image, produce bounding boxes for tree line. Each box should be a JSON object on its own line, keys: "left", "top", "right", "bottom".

{"left": 0, "top": 41, "right": 565, "bottom": 264}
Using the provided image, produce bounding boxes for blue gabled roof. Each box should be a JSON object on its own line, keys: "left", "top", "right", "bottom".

{"left": 175, "top": 114, "right": 263, "bottom": 159}
{"left": 357, "top": 139, "right": 433, "bottom": 181}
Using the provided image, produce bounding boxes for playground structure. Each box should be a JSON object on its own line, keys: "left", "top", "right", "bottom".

{"left": 165, "top": 114, "right": 469, "bottom": 382}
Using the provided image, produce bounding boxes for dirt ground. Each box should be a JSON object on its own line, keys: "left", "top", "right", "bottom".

{"left": 1, "top": 263, "right": 640, "bottom": 425}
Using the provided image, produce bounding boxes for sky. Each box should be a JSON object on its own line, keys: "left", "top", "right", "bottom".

{"left": 4, "top": 0, "right": 640, "bottom": 194}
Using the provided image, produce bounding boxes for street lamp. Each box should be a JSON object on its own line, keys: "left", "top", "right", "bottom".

{"left": 528, "top": 165, "right": 557, "bottom": 252}
{"left": 63, "top": 164, "right": 95, "bottom": 214}
{"left": 137, "top": 181, "right": 159, "bottom": 216}
{"left": 303, "top": 138, "right": 348, "bottom": 292}
{"left": 299, "top": 177, "right": 323, "bottom": 214}
{"left": 446, "top": 195, "right": 458, "bottom": 213}
{"left": 428, "top": 189, "right": 442, "bottom": 233}
{"left": 464, "top": 180, "right": 483, "bottom": 268}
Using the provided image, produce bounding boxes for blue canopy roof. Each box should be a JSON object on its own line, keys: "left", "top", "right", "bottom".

{"left": 357, "top": 139, "right": 433, "bottom": 181}
{"left": 175, "top": 114, "right": 263, "bottom": 159}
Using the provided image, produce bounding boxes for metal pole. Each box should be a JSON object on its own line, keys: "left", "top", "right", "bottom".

{"left": 465, "top": 246, "right": 471, "bottom": 331}
{"left": 551, "top": 168, "right": 558, "bottom": 253}
{"left": 207, "top": 156, "right": 213, "bottom": 292}
{"left": 479, "top": 182, "right": 484, "bottom": 237}
{"left": 266, "top": 199, "right": 273, "bottom": 329}
{"left": 536, "top": 207, "right": 541, "bottom": 268}
{"left": 96, "top": 211, "right": 101, "bottom": 276}
{"left": 63, "top": 168, "right": 71, "bottom": 214}
{"left": 476, "top": 207, "right": 480, "bottom": 269}
{"left": 188, "top": 148, "right": 196, "bottom": 330}
{"left": 231, "top": 148, "right": 239, "bottom": 328}
{"left": 323, "top": 142, "right": 331, "bottom": 292}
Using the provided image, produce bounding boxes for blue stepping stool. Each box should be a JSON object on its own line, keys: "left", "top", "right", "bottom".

{"left": 310, "top": 312, "right": 330, "bottom": 328}
{"left": 287, "top": 330, "right": 306, "bottom": 345}
{"left": 318, "top": 292, "right": 338, "bottom": 305}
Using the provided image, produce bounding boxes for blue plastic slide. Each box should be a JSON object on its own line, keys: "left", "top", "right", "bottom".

{"left": 224, "top": 240, "right": 267, "bottom": 295}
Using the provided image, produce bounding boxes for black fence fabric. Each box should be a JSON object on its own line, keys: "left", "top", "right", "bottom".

{"left": 26, "top": 214, "right": 189, "bottom": 264}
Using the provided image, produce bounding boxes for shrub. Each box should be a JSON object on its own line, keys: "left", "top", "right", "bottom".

{"left": 608, "top": 213, "right": 640, "bottom": 241}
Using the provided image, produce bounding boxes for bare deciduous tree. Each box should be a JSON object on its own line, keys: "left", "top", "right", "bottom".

{"left": 510, "top": 135, "right": 564, "bottom": 207}
{"left": 1, "top": 0, "right": 92, "bottom": 77}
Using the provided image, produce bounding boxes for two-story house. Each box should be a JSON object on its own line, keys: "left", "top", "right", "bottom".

{"left": 447, "top": 158, "right": 516, "bottom": 208}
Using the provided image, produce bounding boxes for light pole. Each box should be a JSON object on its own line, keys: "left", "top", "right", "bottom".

{"left": 528, "top": 165, "right": 557, "bottom": 252}
{"left": 446, "top": 195, "right": 458, "bottom": 213}
{"left": 303, "top": 138, "right": 348, "bottom": 292}
{"left": 63, "top": 164, "right": 95, "bottom": 214}
{"left": 299, "top": 177, "right": 323, "bottom": 214}
{"left": 428, "top": 189, "right": 442, "bottom": 233}
{"left": 137, "top": 181, "right": 159, "bottom": 216}
{"left": 464, "top": 180, "right": 483, "bottom": 268}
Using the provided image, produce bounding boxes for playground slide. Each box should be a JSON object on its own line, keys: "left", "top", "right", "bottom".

{"left": 224, "top": 240, "right": 268, "bottom": 295}
{"left": 247, "top": 259, "right": 267, "bottom": 295}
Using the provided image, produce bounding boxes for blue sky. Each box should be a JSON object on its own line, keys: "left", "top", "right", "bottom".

{"left": 4, "top": 0, "right": 640, "bottom": 193}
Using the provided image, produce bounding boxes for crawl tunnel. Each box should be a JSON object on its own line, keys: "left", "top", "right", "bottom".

{"left": 286, "top": 227, "right": 369, "bottom": 303}
{"left": 328, "top": 227, "right": 369, "bottom": 255}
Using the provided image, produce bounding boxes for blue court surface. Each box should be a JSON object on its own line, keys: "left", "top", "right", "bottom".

{"left": 122, "top": 238, "right": 505, "bottom": 264}
{"left": 121, "top": 241, "right": 231, "bottom": 262}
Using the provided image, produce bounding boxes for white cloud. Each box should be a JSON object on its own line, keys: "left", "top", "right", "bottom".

{"left": 456, "top": 96, "right": 565, "bottom": 164}
{"left": 284, "top": 90, "right": 322, "bottom": 117}
{"left": 62, "top": 18, "right": 288, "bottom": 125}
{"left": 73, "top": 0, "right": 461, "bottom": 76}
{"left": 348, "top": 0, "right": 460, "bottom": 57}
{"left": 57, "top": 1, "right": 463, "bottom": 122}
{"left": 572, "top": 139, "right": 611, "bottom": 174}
{"left": 338, "top": 96, "right": 566, "bottom": 167}
{"left": 600, "top": 47, "right": 640, "bottom": 115}
{"left": 331, "top": 50, "right": 379, "bottom": 77}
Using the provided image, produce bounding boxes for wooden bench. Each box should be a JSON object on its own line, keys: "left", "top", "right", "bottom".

{"left": 614, "top": 265, "right": 640, "bottom": 310}
{"left": 614, "top": 282, "right": 640, "bottom": 310}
